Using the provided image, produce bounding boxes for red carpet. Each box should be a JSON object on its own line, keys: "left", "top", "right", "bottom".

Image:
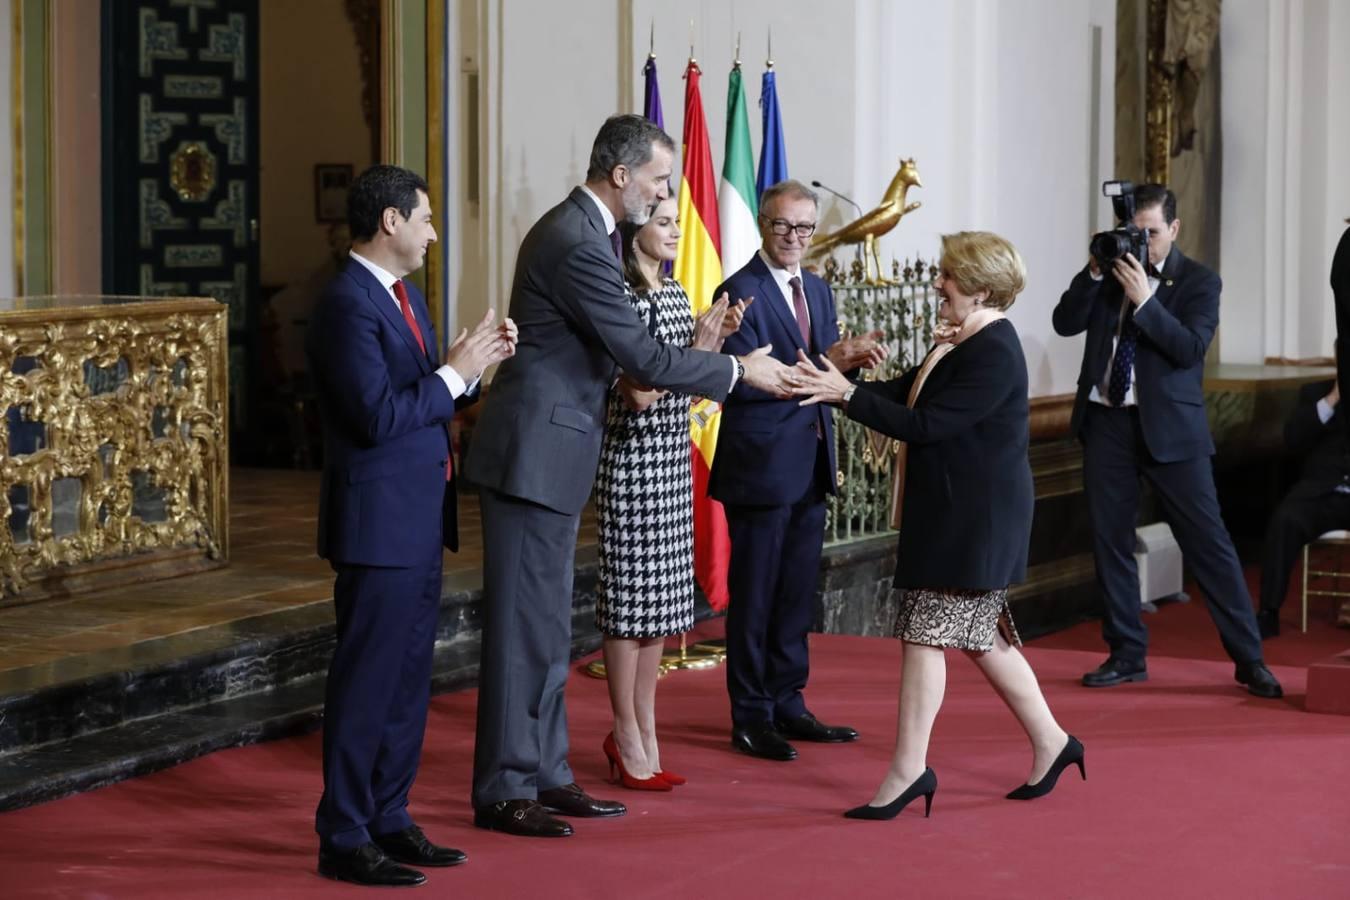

{"left": 5, "top": 597, "right": 1350, "bottom": 899}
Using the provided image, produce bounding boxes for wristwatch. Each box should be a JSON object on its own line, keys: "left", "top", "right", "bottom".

{"left": 842, "top": 384, "right": 857, "bottom": 406}
{"left": 733, "top": 357, "right": 746, "bottom": 382}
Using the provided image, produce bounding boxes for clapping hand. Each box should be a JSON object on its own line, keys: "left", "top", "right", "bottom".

{"left": 693, "top": 293, "right": 753, "bottom": 351}
{"left": 792, "top": 349, "right": 853, "bottom": 406}
{"left": 826, "top": 329, "right": 888, "bottom": 372}
{"left": 444, "top": 309, "right": 516, "bottom": 381}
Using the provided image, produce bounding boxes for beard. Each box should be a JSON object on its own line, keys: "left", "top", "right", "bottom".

{"left": 621, "top": 182, "right": 654, "bottom": 226}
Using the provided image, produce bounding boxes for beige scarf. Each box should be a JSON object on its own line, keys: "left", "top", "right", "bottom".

{"left": 887, "top": 308, "right": 1006, "bottom": 529}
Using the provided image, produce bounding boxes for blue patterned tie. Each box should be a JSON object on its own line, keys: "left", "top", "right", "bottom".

{"left": 1106, "top": 306, "right": 1138, "bottom": 406}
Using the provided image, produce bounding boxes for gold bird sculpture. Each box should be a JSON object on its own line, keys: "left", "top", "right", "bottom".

{"left": 807, "top": 158, "right": 922, "bottom": 284}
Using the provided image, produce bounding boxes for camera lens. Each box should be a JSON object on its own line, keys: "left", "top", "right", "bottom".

{"left": 1090, "top": 231, "right": 1130, "bottom": 265}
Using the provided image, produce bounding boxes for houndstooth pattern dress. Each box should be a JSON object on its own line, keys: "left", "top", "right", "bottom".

{"left": 594, "top": 279, "right": 697, "bottom": 638}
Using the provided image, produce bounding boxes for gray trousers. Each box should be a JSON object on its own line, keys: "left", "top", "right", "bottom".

{"left": 471, "top": 487, "right": 580, "bottom": 807}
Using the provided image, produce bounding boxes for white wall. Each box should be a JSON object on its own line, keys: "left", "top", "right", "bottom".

{"left": 0, "top": 0, "right": 14, "bottom": 298}
{"left": 470, "top": 0, "right": 1116, "bottom": 397}
{"left": 1220, "top": 0, "right": 1350, "bottom": 364}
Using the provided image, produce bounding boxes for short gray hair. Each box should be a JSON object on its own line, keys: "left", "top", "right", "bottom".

{"left": 759, "top": 179, "right": 819, "bottom": 213}
{"left": 587, "top": 114, "right": 675, "bottom": 181}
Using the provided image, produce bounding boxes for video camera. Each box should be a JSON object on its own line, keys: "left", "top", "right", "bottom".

{"left": 1089, "top": 181, "right": 1150, "bottom": 274}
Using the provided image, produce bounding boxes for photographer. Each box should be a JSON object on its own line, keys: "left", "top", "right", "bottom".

{"left": 1052, "top": 182, "right": 1282, "bottom": 699}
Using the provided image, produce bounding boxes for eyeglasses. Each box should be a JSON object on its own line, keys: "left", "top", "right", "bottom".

{"left": 760, "top": 217, "right": 816, "bottom": 238}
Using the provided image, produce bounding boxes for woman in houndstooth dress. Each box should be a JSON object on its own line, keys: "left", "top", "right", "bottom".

{"left": 594, "top": 196, "right": 745, "bottom": 790}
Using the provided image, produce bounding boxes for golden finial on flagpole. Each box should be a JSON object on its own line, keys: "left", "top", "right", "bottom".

{"left": 689, "top": 18, "right": 696, "bottom": 64}
{"left": 734, "top": 31, "right": 742, "bottom": 69}
{"left": 766, "top": 26, "right": 774, "bottom": 69}
{"left": 648, "top": 19, "right": 656, "bottom": 59}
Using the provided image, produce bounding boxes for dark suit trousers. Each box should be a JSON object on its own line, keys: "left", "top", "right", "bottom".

{"left": 315, "top": 552, "right": 443, "bottom": 849}
{"left": 1259, "top": 482, "right": 1350, "bottom": 611}
{"left": 1082, "top": 405, "right": 1263, "bottom": 666}
{"left": 472, "top": 487, "right": 579, "bottom": 807}
{"left": 724, "top": 474, "right": 827, "bottom": 728}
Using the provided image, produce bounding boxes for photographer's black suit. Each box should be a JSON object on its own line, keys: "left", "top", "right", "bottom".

{"left": 1258, "top": 379, "right": 1350, "bottom": 617}
{"left": 1053, "top": 246, "right": 1264, "bottom": 668}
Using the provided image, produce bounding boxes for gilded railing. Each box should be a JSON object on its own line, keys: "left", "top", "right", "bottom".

{"left": 822, "top": 259, "right": 939, "bottom": 545}
{"left": 0, "top": 296, "right": 228, "bottom": 599}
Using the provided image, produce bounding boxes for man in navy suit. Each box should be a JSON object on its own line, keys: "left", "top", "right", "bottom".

{"left": 712, "top": 179, "right": 887, "bottom": 761}
{"left": 307, "top": 165, "right": 516, "bottom": 886}
{"left": 1052, "top": 183, "right": 1282, "bottom": 699}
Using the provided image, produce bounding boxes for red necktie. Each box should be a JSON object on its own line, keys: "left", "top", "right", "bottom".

{"left": 392, "top": 279, "right": 427, "bottom": 356}
{"left": 788, "top": 276, "right": 812, "bottom": 349}
{"left": 393, "top": 279, "right": 453, "bottom": 482}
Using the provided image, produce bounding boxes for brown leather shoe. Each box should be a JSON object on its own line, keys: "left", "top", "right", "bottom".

{"left": 537, "top": 782, "right": 626, "bottom": 818}
{"left": 473, "top": 799, "right": 573, "bottom": 837}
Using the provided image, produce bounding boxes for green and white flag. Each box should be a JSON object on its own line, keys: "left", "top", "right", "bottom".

{"left": 718, "top": 64, "right": 759, "bottom": 276}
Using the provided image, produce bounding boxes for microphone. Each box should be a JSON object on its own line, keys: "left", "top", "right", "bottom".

{"left": 811, "top": 180, "right": 863, "bottom": 217}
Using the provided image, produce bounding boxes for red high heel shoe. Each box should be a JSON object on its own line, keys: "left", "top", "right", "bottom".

{"left": 656, "top": 770, "right": 686, "bottom": 786}
{"left": 603, "top": 733, "right": 671, "bottom": 792}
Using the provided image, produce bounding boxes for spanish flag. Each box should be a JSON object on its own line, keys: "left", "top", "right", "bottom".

{"left": 674, "top": 58, "right": 731, "bottom": 611}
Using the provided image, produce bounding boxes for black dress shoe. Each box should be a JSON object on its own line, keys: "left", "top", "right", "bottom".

{"left": 775, "top": 712, "right": 859, "bottom": 743}
{"left": 843, "top": 768, "right": 937, "bottom": 820}
{"left": 374, "top": 825, "right": 467, "bottom": 867}
{"left": 537, "top": 783, "right": 626, "bottom": 818}
{"left": 318, "top": 841, "right": 426, "bottom": 887}
{"left": 1006, "top": 735, "right": 1086, "bottom": 800}
{"left": 1081, "top": 658, "right": 1148, "bottom": 687}
{"left": 1257, "top": 609, "right": 1281, "bottom": 639}
{"left": 1235, "top": 661, "right": 1284, "bottom": 699}
{"left": 473, "top": 799, "right": 573, "bottom": 837}
{"left": 731, "top": 724, "right": 798, "bottom": 761}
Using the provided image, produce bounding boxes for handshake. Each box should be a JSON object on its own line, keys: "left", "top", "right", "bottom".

{"left": 444, "top": 309, "right": 518, "bottom": 382}
{"left": 738, "top": 330, "right": 889, "bottom": 399}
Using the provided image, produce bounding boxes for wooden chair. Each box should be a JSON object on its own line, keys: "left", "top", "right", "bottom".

{"left": 1302, "top": 530, "right": 1350, "bottom": 632}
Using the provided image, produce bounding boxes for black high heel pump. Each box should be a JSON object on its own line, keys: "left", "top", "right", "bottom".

{"left": 1006, "top": 735, "right": 1085, "bottom": 800}
{"left": 843, "top": 768, "right": 937, "bottom": 820}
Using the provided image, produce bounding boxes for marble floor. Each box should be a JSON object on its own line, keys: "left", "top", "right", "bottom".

{"left": 0, "top": 468, "right": 596, "bottom": 683}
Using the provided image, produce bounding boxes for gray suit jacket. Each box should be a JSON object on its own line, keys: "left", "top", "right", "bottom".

{"left": 465, "top": 187, "right": 733, "bottom": 514}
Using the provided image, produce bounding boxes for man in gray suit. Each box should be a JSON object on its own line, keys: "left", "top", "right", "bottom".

{"left": 465, "top": 115, "right": 796, "bottom": 838}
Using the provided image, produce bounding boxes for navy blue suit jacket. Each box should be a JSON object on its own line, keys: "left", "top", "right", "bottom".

{"left": 709, "top": 254, "right": 840, "bottom": 506}
{"left": 306, "top": 259, "right": 474, "bottom": 567}
{"left": 1052, "top": 246, "right": 1217, "bottom": 463}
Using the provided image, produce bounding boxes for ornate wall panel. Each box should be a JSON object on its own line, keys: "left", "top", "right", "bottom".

{"left": 0, "top": 297, "right": 228, "bottom": 602}
{"left": 103, "top": 0, "right": 258, "bottom": 448}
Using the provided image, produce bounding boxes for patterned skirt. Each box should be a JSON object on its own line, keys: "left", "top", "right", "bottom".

{"left": 893, "top": 587, "right": 1022, "bottom": 652}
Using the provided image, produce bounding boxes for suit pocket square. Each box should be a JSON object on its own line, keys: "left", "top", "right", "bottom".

{"left": 550, "top": 404, "right": 594, "bottom": 433}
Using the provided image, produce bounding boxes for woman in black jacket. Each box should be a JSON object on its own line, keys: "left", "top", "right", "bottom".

{"left": 794, "top": 231, "right": 1082, "bottom": 819}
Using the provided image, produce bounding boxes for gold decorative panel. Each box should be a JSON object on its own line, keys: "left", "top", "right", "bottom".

{"left": 0, "top": 297, "right": 228, "bottom": 599}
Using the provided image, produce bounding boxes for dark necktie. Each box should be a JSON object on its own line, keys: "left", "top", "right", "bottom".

{"left": 394, "top": 279, "right": 454, "bottom": 482}
{"left": 788, "top": 275, "right": 811, "bottom": 349}
{"left": 1106, "top": 305, "right": 1138, "bottom": 406}
{"left": 392, "top": 279, "right": 427, "bottom": 356}
{"left": 610, "top": 228, "right": 623, "bottom": 262}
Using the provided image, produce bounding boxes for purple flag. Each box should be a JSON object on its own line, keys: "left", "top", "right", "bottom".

{"left": 643, "top": 55, "right": 664, "bottom": 128}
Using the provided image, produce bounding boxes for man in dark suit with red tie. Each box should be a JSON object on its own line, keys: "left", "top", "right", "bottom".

{"left": 1052, "top": 182, "right": 1281, "bottom": 699}
{"left": 307, "top": 165, "right": 516, "bottom": 887}
{"left": 711, "top": 179, "right": 886, "bottom": 761}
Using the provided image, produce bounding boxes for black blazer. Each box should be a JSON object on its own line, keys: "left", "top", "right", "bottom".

{"left": 465, "top": 188, "right": 733, "bottom": 515}
{"left": 848, "top": 318, "right": 1033, "bottom": 591}
{"left": 1053, "top": 246, "right": 1218, "bottom": 463}
{"left": 1333, "top": 227, "right": 1350, "bottom": 437}
{"left": 1284, "top": 379, "right": 1349, "bottom": 493}
{"left": 710, "top": 254, "right": 841, "bottom": 506}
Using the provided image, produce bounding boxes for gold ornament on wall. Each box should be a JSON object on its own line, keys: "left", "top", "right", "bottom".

{"left": 0, "top": 299, "right": 229, "bottom": 601}
{"left": 807, "top": 158, "right": 923, "bottom": 285}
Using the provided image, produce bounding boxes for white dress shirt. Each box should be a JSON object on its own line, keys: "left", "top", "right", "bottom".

{"left": 349, "top": 251, "right": 475, "bottom": 398}
{"left": 1088, "top": 260, "right": 1161, "bottom": 408}
{"left": 756, "top": 248, "right": 811, "bottom": 331}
